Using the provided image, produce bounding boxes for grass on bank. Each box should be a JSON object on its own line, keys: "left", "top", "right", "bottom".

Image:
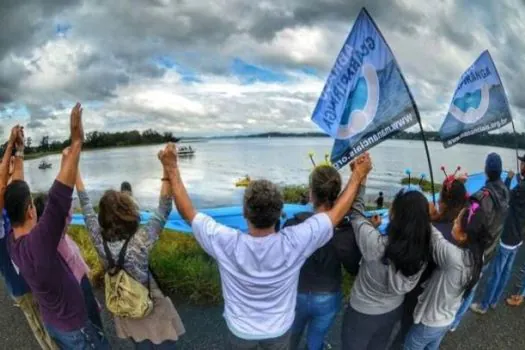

{"left": 400, "top": 177, "right": 442, "bottom": 193}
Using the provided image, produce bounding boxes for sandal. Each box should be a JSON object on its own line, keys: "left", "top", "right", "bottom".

{"left": 506, "top": 295, "right": 524, "bottom": 307}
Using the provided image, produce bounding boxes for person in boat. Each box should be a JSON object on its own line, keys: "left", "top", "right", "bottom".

{"left": 391, "top": 171, "right": 468, "bottom": 349}
{"left": 76, "top": 157, "right": 185, "bottom": 348}
{"left": 162, "top": 142, "right": 372, "bottom": 349}
{"left": 0, "top": 126, "right": 57, "bottom": 350}
{"left": 4, "top": 104, "right": 109, "bottom": 348}
{"left": 33, "top": 193, "right": 103, "bottom": 331}
{"left": 404, "top": 198, "right": 490, "bottom": 350}
{"left": 342, "top": 154, "right": 432, "bottom": 350}
{"left": 472, "top": 154, "right": 525, "bottom": 310}
{"left": 450, "top": 152, "right": 510, "bottom": 331}
{"left": 285, "top": 164, "right": 363, "bottom": 350}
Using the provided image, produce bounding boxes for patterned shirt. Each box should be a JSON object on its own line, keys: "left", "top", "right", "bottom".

{"left": 78, "top": 190, "right": 172, "bottom": 285}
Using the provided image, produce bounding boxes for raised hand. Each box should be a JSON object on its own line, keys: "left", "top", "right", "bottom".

{"left": 371, "top": 214, "right": 382, "bottom": 228}
{"left": 15, "top": 126, "right": 24, "bottom": 150}
{"left": 158, "top": 143, "right": 178, "bottom": 169}
{"left": 429, "top": 202, "right": 439, "bottom": 221}
{"left": 9, "top": 125, "right": 21, "bottom": 145}
{"left": 70, "top": 103, "right": 84, "bottom": 145}
{"left": 352, "top": 153, "right": 372, "bottom": 179}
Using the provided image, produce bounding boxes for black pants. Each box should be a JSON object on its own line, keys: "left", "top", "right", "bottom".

{"left": 342, "top": 304, "right": 403, "bottom": 350}
{"left": 226, "top": 328, "right": 291, "bottom": 350}
{"left": 80, "top": 275, "right": 104, "bottom": 331}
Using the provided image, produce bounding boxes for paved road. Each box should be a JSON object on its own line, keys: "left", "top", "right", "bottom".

{"left": 3, "top": 247, "right": 525, "bottom": 349}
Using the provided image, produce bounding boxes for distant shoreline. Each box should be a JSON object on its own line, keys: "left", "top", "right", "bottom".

{"left": 24, "top": 130, "right": 524, "bottom": 161}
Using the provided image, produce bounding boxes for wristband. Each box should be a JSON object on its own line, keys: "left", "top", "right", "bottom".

{"left": 161, "top": 177, "right": 170, "bottom": 182}
{"left": 15, "top": 150, "right": 24, "bottom": 158}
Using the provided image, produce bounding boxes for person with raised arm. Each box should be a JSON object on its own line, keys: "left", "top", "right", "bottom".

{"left": 5, "top": 104, "right": 109, "bottom": 349}
{"left": 75, "top": 151, "right": 185, "bottom": 349}
{"left": 341, "top": 154, "right": 433, "bottom": 350}
{"left": 158, "top": 142, "right": 372, "bottom": 349}
{"left": 0, "top": 126, "right": 57, "bottom": 350}
{"left": 404, "top": 199, "right": 490, "bottom": 350}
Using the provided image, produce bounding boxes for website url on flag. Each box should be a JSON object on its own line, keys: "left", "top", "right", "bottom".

{"left": 444, "top": 117, "right": 509, "bottom": 147}
{"left": 333, "top": 112, "right": 415, "bottom": 169}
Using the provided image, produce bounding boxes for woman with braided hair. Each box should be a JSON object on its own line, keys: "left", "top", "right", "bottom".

{"left": 75, "top": 166, "right": 185, "bottom": 349}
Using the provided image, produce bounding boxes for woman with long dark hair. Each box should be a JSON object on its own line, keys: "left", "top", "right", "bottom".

{"left": 404, "top": 199, "right": 490, "bottom": 350}
{"left": 341, "top": 156, "right": 432, "bottom": 350}
{"left": 392, "top": 175, "right": 469, "bottom": 349}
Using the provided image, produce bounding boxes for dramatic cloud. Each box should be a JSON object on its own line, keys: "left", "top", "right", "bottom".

{"left": 0, "top": 0, "right": 524, "bottom": 142}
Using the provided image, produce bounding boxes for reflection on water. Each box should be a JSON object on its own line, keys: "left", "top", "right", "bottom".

{"left": 24, "top": 138, "right": 522, "bottom": 209}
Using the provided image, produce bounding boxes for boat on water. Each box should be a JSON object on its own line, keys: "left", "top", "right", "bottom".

{"left": 38, "top": 160, "right": 52, "bottom": 170}
{"left": 235, "top": 176, "right": 251, "bottom": 187}
{"left": 177, "top": 146, "right": 195, "bottom": 157}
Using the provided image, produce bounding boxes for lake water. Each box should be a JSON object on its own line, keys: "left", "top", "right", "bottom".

{"left": 25, "top": 138, "right": 523, "bottom": 209}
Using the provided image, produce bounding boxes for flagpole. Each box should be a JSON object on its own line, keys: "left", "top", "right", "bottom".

{"left": 511, "top": 120, "right": 520, "bottom": 173}
{"left": 362, "top": 8, "right": 436, "bottom": 204}
{"left": 415, "top": 111, "right": 437, "bottom": 204}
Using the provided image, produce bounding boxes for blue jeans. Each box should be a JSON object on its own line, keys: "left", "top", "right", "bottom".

{"left": 46, "top": 321, "right": 109, "bottom": 350}
{"left": 451, "top": 263, "right": 490, "bottom": 330}
{"left": 403, "top": 323, "right": 449, "bottom": 350}
{"left": 479, "top": 245, "right": 519, "bottom": 310}
{"left": 80, "top": 275, "right": 104, "bottom": 331}
{"left": 290, "top": 292, "right": 342, "bottom": 350}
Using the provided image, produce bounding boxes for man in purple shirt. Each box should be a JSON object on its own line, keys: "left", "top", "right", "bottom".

{"left": 3, "top": 103, "right": 108, "bottom": 349}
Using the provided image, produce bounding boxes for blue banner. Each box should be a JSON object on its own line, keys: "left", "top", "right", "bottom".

{"left": 311, "top": 8, "right": 419, "bottom": 170}
{"left": 439, "top": 50, "right": 512, "bottom": 148}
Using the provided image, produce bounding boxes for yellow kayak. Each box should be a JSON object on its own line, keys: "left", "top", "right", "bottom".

{"left": 235, "top": 177, "right": 251, "bottom": 187}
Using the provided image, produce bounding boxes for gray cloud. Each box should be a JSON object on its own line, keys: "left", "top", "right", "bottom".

{"left": 1, "top": 0, "right": 525, "bottom": 137}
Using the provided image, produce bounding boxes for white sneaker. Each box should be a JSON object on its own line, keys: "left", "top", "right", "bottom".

{"left": 470, "top": 303, "right": 488, "bottom": 315}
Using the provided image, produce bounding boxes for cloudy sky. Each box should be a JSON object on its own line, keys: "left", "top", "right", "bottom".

{"left": 0, "top": 0, "right": 523, "bottom": 142}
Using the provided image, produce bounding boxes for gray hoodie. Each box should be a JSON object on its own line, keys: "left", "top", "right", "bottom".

{"left": 413, "top": 225, "right": 472, "bottom": 327}
{"left": 349, "top": 186, "right": 426, "bottom": 315}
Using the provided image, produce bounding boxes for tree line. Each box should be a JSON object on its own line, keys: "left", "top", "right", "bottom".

{"left": 2, "top": 129, "right": 180, "bottom": 155}
{"left": 229, "top": 131, "right": 525, "bottom": 150}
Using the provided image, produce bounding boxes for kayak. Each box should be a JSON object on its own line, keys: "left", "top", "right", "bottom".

{"left": 70, "top": 172, "right": 518, "bottom": 235}
{"left": 235, "top": 178, "right": 251, "bottom": 187}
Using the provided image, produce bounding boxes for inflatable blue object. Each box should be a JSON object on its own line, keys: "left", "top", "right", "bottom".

{"left": 71, "top": 172, "right": 518, "bottom": 235}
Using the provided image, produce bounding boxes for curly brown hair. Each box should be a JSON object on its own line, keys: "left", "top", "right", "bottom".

{"left": 243, "top": 180, "right": 283, "bottom": 229}
{"left": 98, "top": 190, "right": 140, "bottom": 241}
{"left": 309, "top": 165, "right": 342, "bottom": 209}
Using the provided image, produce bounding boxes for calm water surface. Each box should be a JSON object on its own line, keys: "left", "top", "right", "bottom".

{"left": 25, "top": 138, "right": 522, "bottom": 209}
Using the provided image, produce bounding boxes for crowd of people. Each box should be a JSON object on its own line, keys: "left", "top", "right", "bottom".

{"left": 0, "top": 103, "right": 524, "bottom": 350}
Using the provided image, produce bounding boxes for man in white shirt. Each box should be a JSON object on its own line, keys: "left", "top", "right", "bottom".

{"left": 158, "top": 143, "right": 372, "bottom": 349}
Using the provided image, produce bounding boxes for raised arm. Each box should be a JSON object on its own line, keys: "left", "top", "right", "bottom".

{"left": 0, "top": 126, "right": 20, "bottom": 211}
{"left": 326, "top": 153, "right": 372, "bottom": 226}
{"left": 142, "top": 167, "right": 173, "bottom": 248}
{"left": 75, "top": 172, "right": 104, "bottom": 257}
{"left": 29, "top": 104, "right": 84, "bottom": 252}
{"left": 11, "top": 126, "right": 24, "bottom": 182}
{"left": 56, "top": 103, "right": 84, "bottom": 188}
{"left": 159, "top": 143, "right": 197, "bottom": 223}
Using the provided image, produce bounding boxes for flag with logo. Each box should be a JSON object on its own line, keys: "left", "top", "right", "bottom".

{"left": 311, "top": 8, "right": 419, "bottom": 170}
{"left": 439, "top": 50, "right": 512, "bottom": 148}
